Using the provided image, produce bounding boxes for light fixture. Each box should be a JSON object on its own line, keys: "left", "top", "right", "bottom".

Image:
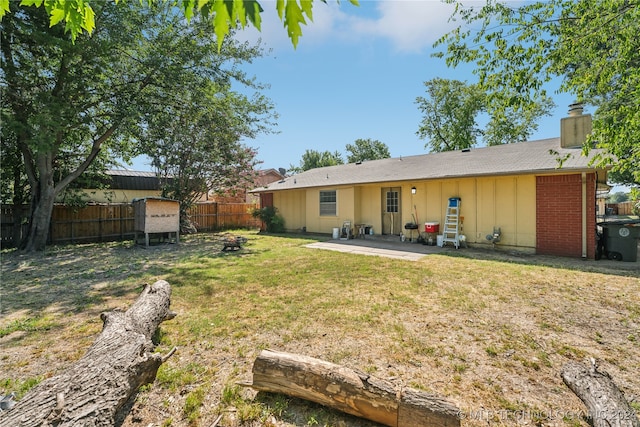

{"left": 411, "top": 186, "right": 417, "bottom": 195}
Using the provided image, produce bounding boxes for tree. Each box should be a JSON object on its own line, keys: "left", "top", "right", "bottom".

{"left": 139, "top": 82, "right": 275, "bottom": 231}
{"left": 345, "top": 138, "right": 390, "bottom": 163}
{"left": 415, "top": 79, "right": 484, "bottom": 152}
{"left": 607, "top": 192, "right": 629, "bottom": 204}
{"left": 607, "top": 167, "right": 639, "bottom": 188}
{"left": 415, "top": 78, "right": 552, "bottom": 152}
{"left": 0, "top": 280, "right": 176, "bottom": 425}
{"left": 0, "top": 0, "right": 359, "bottom": 48}
{"left": 434, "top": 0, "right": 640, "bottom": 184}
{"left": 630, "top": 188, "right": 640, "bottom": 216}
{"left": 289, "top": 149, "right": 344, "bottom": 173}
{"left": 0, "top": 2, "right": 273, "bottom": 251}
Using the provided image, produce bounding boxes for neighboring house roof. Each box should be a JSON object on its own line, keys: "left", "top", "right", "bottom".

{"left": 106, "top": 170, "right": 167, "bottom": 191}
{"left": 106, "top": 168, "right": 284, "bottom": 192}
{"left": 255, "top": 168, "right": 286, "bottom": 187}
{"left": 252, "top": 138, "right": 605, "bottom": 193}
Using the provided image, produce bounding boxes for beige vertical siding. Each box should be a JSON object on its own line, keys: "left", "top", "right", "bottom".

{"left": 274, "top": 189, "right": 306, "bottom": 231}
{"left": 271, "top": 174, "right": 537, "bottom": 250}
{"left": 355, "top": 186, "right": 383, "bottom": 233}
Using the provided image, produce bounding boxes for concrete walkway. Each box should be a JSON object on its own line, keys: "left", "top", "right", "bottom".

{"left": 304, "top": 236, "right": 640, "bottom": 275}
{"left": 305, "top": 237, "right": 448, "bottom": 261}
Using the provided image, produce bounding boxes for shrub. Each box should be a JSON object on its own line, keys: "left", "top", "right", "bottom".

{"left": 251, "top": 206, "right": 285, "bottom": 233}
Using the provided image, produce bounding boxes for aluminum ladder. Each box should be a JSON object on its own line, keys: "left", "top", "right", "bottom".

{"left": 443, "top": 197, "right": 461, "bottom": 248}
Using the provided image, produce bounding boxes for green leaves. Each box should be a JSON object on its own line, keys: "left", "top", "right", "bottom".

{"left": 435, "top": 0, "right": 640, "bottom": 183}
{"left": 3, "top": 0, "right": 358, "bottom": 48}
{"left": 279, "top": 0, "right": 312, "bottom": 48}
{"left": 0, "top": 0, "right": 10, "bottom": 21}
{"left": 17, "top": 0, "right": 96, "bottom": 40}
{"left": 415, "top": 79, "right": 485, "bottom": 152}
{"left": 345, "top": 138, "right": 391, "bottom": 163}
{"left": 290, "top": 149, "right": 344, "bottom": 173}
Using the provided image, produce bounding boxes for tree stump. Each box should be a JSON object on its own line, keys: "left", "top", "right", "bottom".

{"left": 562, "top": 360, "right": 640, "bottom": 427}
{"left": 0, "top": 280, "right": 176, "bottom": 427}
{"left": 241, "top": 349, "right": 460, "bottom": 427}
{"left": 221, "top": 234, "right": 247, "bottom": 251}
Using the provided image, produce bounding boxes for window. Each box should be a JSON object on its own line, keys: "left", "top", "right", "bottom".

{"left": 319, "top": 190, "right": 337, "bottom": 216}
{"left": 386, "top": 191, "right": 399, "bottom": 213}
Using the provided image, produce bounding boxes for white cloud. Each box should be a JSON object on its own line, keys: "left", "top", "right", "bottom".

{"left": 233, "top": 1, "right": 352, "bottom": 50}
{"left": 350, "top": 1, "right": 460, "bottom": 53}
{"left": 235, "top": 0, "right": 463, "bottom": 54}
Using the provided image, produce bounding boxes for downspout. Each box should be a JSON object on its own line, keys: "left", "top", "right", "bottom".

{"left": 581, "top": 172, "right": 587, "bottom": 259}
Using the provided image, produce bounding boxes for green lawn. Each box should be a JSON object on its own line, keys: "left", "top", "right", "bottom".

{"left": 1, "top": 231, "right": 639, "bottom": 426}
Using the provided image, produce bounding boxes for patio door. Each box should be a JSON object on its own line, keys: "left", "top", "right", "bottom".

{"left": 381, "top": 187, "right": 401, "bottom": 235}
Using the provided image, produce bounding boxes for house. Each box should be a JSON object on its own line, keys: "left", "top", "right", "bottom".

{"left": 79, "top": 170, "right": 167, "bottom": 203}
{"left": 251, "top": 107, "right": 612, "bottom": 259}
{"left": 209, "top": 168, "right": 286, "bottom": 204}
{"left": 81, "top": 169, "right": 285, "bottom": 205}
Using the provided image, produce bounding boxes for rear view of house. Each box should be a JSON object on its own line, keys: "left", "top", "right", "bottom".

{"left": 252, "top": 108, "right": 611, "bottom": 259}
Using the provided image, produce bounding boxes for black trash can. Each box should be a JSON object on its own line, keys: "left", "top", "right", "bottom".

{"left": 600, "top": 220, "right": 640, "bottom": 262}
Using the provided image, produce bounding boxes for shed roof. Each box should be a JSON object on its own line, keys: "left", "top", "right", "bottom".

{"left": 252, "top": 138, "right": 604, "bottom": 193}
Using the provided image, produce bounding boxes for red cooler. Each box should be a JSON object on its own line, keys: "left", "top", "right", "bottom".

{"left": 424, "top": 222, "right": 439, "bottom": 233}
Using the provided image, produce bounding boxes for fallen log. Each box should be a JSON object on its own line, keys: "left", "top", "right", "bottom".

{"left": 0, "top": 280, "right": 176, "bottom": 427}
{"left": 240, "top": 349, "right": 460, "bottom": 427}
{"left": 562, "top": 360, "right": 640, "bottom": 427}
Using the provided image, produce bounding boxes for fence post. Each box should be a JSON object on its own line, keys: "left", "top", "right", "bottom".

{"left": 120, "top": 205, "right": 124, "bottom": 240}
{"left": 215, "top": 202, "right": 219, "bottom": 231}
{"left": 71, "top": 209, "right": 75, "bottom": 244}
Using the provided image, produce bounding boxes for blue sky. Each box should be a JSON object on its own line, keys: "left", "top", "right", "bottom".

{"left": 132, "top": 0, "right": 576, "bottom": 173}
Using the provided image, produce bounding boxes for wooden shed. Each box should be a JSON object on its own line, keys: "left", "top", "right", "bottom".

{"left": 133, "top": 197, "right": 180, "bottom": 247}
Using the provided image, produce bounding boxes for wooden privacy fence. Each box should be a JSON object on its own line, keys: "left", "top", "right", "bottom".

{"left": 605, "top": 201, "right": 636, "bottom": 216}
{"left": 188, "top": 202, "right": 260, "bottom": 232}
{"left": 1, "top": 202, "right": 260, "bottom": 248}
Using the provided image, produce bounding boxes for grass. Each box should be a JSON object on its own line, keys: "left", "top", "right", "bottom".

{"left": 0, "top": 316, "right": 57, "bottom": 338}
{"left": 1, "top": 231, "right": 639, "bottom": 426}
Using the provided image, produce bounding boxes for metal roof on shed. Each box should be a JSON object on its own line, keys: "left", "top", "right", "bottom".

{"left": 106, "top": 170, "right": 166, "bottom": 191}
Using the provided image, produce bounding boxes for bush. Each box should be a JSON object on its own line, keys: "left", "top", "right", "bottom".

{"left": 251, "top": 206, "right": 285, "bottom": 233}
{"left": 630, "top": 187, "right": 640, "bottom": 216}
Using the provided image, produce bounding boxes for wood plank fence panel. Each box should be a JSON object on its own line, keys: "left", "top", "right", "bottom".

{"left": 617, "top": 201, "right": 633, "bottom": 215}
{"left": 50, "top": 204, "right": 137, "bottom": 245}
{"left": 1, "top": 202, "right": 259, "bottom": 248}
{"left": 189, "top": 203, "right": 218, "bottom": 231}
{"left": 1, "top": 205, "right": 29, "bottom": 248}
{"left": 216, "top": 203, "right": 259, "bottom": 230}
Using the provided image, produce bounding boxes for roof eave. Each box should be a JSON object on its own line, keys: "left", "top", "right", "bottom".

{"left": 250, "top": 165, "right": 604, "bottom": 193}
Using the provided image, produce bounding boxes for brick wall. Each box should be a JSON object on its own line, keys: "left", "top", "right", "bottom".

{"left": 536, "top": 174, "right": 596, "bottom": 258}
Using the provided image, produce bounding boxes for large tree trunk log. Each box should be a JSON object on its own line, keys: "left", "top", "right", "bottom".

{"left": 0, "top": 280, "right": 176, "bottom": 427}
{"left": 562, "top": 360, "right": 640, "bottom": 427}
{"left": 241, "top": 349, "right": 460, "bottom": 427}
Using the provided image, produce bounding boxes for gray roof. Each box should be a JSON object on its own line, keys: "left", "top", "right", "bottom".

{"left": 106, "top": 170, "right": 166, "bottom": 191}
{"left": 253, "top": 138, "right": 604, "bottom": 193}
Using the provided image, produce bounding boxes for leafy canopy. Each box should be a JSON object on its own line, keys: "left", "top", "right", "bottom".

{"left": 289, "top": 149, "right": 344, "bottom": 173}
{"left": 416, "top": 79, "right": 484, "bottom": 152}
{"left": 140, "top": 78, "right": 275, "bottom": 229}
{"left": 416, "top": 78, "right": 552, "bottom": 152}
{"left": 290, "top": 138, "right": 391, "bottom": 173}
{"left": 0, "top": 0, "right": 359, "bottom": 48}
{"left": 1, "top": 0, "right": 275, "bottom": 250}
{"left": 345, "top": 138, "right": 390, "bottom": 163}
{"left": 434, "top": 0, "right": 640, "bottom": 184}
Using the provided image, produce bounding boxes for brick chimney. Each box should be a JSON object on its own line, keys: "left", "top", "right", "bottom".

{"left": 560, "top": 103, "right": 592, "bottom": 148}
